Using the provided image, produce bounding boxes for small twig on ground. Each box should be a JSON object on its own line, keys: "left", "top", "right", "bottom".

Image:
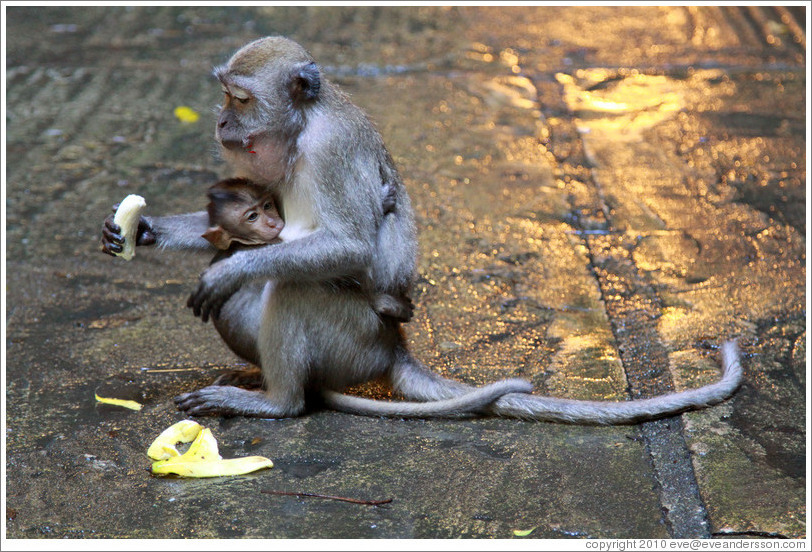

{"left": 262, "top": 490, "right": 393, "bottom": 506}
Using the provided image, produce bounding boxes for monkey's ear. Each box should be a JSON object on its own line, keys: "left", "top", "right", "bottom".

{"left": 202, "top": 227, "right": 233, "bottom": 250}
{"left": 290, "top": 62, "right": 320, "bottom": 104}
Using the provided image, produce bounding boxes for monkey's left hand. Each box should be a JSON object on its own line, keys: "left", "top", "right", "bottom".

{"left": 187, "top": 260, "right": 242, "bottom": 323}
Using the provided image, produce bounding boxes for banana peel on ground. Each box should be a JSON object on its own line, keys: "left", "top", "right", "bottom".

{"left": 147, "top": 419, "right": 203, "bottom": 461}
{"left": 95, "top": 393, "right": 143, "bottom": 411}
{"left": 147, "top": 420, "right": 273, "bottom": 478}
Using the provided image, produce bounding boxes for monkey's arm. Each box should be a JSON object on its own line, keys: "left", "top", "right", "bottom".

{"left": 188, "top": 227, "right": 373, "bottom": 322}
{"left": 147, "top": 212, "right": 215, "bottom": 250}
{"left": 102, "top": 211, "right": 214, "bottom": 254}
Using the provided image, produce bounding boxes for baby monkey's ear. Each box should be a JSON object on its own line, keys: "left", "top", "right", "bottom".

{"left": 202, "top": 226, "right": 233, "bottom": 250}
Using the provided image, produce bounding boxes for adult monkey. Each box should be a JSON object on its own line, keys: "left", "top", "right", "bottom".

{"left": 101, "top": 37, "right": 742, "bottom": 423}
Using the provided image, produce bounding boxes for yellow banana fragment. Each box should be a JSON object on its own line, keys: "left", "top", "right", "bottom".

{"left": 151, "top": 456, "right": 274, "bottom": 478}
{"left": 95, "top": 393, "right": 143, "bottom": 411}
{"left": 148, "top": 423, "right": 273, "bottom": 477}
{"left": 146, "top": 420, "right": 202, "bottom": 461}
{"left": 173, "top": 105, "right": 200, "bottom": 123}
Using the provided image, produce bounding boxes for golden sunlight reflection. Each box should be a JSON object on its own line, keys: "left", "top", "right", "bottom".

{"left": 556, "top": 70, "right": 690, "bottom": 140}
{"left": 543, "top": 330, "right": 626, "bottom": 399}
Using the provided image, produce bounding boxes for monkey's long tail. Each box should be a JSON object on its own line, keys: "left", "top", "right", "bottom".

{"left": 321, "top": 378, "right": 533, "bottom": 418}
{"left": 394, "top": 340, "right": 744, "bottom": 425}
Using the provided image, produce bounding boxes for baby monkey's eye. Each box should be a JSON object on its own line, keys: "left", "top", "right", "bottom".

{"left": 263, "top": 202, "right": 274, "bottom": 211}
{"left": 246, "top": 212, "right": 259, "bottom": 222}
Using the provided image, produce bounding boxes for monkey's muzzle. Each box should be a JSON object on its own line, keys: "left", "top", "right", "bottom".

{"left": 220, "top": 136, "right": 254, "bottom": 152}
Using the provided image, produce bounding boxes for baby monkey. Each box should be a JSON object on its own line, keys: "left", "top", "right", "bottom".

{"left": 203, "top": 178, "right": 414, "bottom": 322}
{"left": 202, "top": 178, "right": 284, "bottom": 250}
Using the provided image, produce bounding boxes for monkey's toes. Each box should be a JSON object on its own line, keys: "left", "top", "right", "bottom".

{"left": 174, "top": 388, "right": 228, "bottom": 416}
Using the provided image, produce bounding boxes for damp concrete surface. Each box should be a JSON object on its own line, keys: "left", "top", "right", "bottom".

{"left": 3, "top": 5, "right": 807, "bottom": 542}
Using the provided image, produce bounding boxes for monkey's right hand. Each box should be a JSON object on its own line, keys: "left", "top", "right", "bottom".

{"left": 187, "top": 260, "right": 242, "bottom": 323}
{"left": 100, "top": 209, "right": 156, "bottom": 256}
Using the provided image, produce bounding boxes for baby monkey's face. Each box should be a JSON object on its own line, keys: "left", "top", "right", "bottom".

{"left": 224, "top": 192, "right": 284, "bottom": 245}
{"left": 203, "top": 180, "right": 285, "bottom": 250}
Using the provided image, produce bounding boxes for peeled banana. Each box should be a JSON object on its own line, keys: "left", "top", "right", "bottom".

{"left": 112, "top": 194, "right": 147, "bottom": 260}
{"left": 147, "top": 421, "right": 273, "bottom": 478}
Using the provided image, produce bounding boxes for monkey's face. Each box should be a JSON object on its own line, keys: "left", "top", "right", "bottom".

{"left": 221, "top": 193, "right": 285, "bottom": 246}
{"left": 213, "top": 37, "right": 321, "bottom": 184}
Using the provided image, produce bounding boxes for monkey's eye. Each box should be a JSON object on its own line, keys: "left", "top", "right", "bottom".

{"left": 246, "top": 212, "right": 259, "bottom": 223}
{"left": 232, "top": 88, "right": 251, "bottom": 104}
{"left": 222, "top": 87, "right": 250, "bottom": 105}
{"left": 263, "top": 202, "right": 274, "bottom": 211}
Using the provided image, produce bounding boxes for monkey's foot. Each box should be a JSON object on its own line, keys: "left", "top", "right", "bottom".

{"left": 213, "top": 367, "right": 263, "bottom": 389}
{"left": 175, "top": 385, "right": 299, "bottom": 418}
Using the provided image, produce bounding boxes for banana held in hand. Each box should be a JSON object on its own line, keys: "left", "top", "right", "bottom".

{"left": 147, "top": 422, "right": 273, "bottom": 478}
{"left": 112, "top": 194, "right": 147, "bottom": 260}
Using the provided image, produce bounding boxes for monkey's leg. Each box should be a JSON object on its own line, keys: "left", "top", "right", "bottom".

{"left": 210, "top": 281, "right": 270, "bottom": 366}
{"left": 174, "top": 385, "right": 301, "bottom": 417}
{"left": 209, "top": 283, "right": 265, "bottom": 389}
{"left": 175, "top": 341, "right": 307, "bottom": 418}
{"left": 175, "top": 280, "right": 307, "bottom": 418}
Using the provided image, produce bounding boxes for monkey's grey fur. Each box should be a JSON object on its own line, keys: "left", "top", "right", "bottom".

{"left": 102, "top": 37, "right": 742, "bottom": 423}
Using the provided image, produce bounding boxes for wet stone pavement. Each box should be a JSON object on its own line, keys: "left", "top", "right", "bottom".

{"left": 4, "top": 6, "right": 807, "bottom": 541}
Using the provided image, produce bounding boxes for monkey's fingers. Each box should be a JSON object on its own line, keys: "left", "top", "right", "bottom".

{"left": 187, "top": 290, "right": 207, "bottom": 321}
{"left": 101, "top": 215, "right": 124, "bottom": 255}
{"left": 188, "top": 277, "right": 231, "bottom": 323}
{"left": 103, "top": 215, "right": 122, "bottom": 237}
{"left": 187, "top": 289, "right": 219, "bottom": 323}
{"left": 187, "top": 292, "right": 206, "bottom": 322}
{"left": 101, "top": 241, "right": 123, "bottom": 256}
{"left": 203, "top": 299, "right": 224, "bottom": 323}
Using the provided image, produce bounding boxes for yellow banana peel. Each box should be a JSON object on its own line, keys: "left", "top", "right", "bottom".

{"left": 180, "top": 427, "right": 221, "bottom": 462}
{"left": 151, "top": 456, "right": 274, "bottom": 477}
{"left": 146, "top": 420, "right": 203, "bottom": 461}
{"left": 95, "top": 393, "right": 143, "bottom": 411}
{"left": 147, "top": 422, "right": 273, "bottom": 477}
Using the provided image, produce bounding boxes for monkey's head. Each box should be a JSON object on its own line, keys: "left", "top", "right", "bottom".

{"left": 203, "top": 178, "right": 285, "bottom": 250}
{"left": 213, "top": 37, "right": 321, "bottom": 183}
